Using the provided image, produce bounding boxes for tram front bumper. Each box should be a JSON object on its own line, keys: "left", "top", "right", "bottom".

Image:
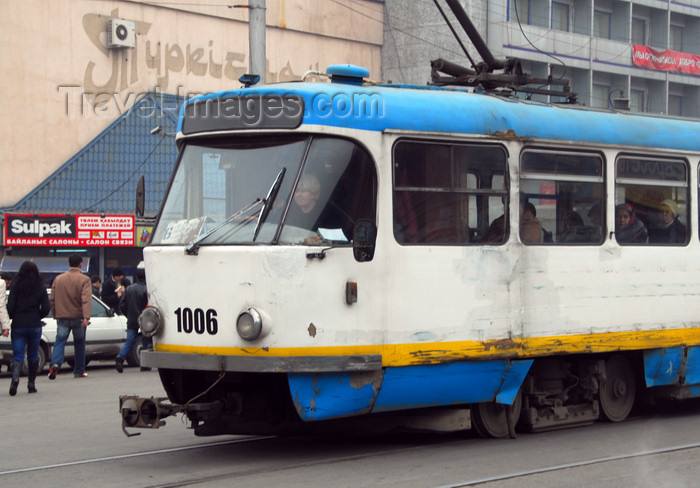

{"left": 141, "top": 350, "right": 383, "bottom": 373}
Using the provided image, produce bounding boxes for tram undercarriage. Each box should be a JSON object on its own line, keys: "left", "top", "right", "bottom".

{"left": 474, "top": 347, "right": 700, "bottom": 438}
{"left": 518, "top": 355, "right": 632, "bottom": 433}
{"left": 120, "top": 348, "right": 700, "bottom": 438}
{"left": 120, "top": 369, "right": 473, "bottom": 437}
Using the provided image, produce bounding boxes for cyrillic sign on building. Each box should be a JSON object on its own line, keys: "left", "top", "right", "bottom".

{"left": 4, "top": 214, "right": 135, "bottom": 247}
{"left": 633, "top": 45, "right": 700, "bottom": 75}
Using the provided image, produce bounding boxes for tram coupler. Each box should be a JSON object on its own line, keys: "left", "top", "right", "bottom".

{"left": 120, "top": 395, "right": 176, "bottom": 437}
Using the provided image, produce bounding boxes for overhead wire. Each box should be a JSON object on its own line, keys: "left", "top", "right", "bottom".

{"left": 81, "top": 130, "right": 168, "bottom": 213}
{"left": 511, "top": 0, "right": 570, "bottom": 95}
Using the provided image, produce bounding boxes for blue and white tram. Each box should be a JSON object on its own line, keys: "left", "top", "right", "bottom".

{"left": 121, "top": 65, "right": 700, "bottom": 438}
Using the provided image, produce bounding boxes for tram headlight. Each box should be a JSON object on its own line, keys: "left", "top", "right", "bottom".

{"left": 138, "top": 306, "right": 163, "bottom": 337}
{"left": 237, "top": 308, "right": 262, "bottom": 341}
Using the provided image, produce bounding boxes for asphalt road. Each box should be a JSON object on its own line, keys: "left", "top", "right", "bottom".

{"left": 1, "top": 363, "right": 700, "bottom": 488}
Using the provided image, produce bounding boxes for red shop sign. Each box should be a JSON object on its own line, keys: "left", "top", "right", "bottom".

{"left": 632, "top": 45, "right": 700, "bottom": 75}
{"left": 4, "top": 214, "right": 135, "bottom": 247}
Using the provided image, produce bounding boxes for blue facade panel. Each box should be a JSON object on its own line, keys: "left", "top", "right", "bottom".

{"left": 2, "top": 93, "right": 182, "bottom": 217}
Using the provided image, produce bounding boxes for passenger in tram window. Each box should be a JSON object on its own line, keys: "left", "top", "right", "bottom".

{"left": 559, "top": 211, "right": 585, "bottom": 243}
{"left": 477, "top": 196, "right": 508, "bottom": 244}
{"left": 587, "top": 204, "right": 602, "bottom": 229}
{"left": 648, "top": 199, "right": 687, "bottom": 244}
{"left": 615, "top": 204, "right": 648, "bottom": 244}
{"left": 478, "top": 214, "right": 505, "bottom": 243}
{"left": 520, "top": 201, "right": 542, "bottom": 243}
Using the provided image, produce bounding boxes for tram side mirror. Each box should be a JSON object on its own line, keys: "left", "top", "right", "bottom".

{"left": 353, "top": 219, "right": 377, "bottom": 262}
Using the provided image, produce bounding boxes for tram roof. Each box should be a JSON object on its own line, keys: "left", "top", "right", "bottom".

{"left": 179, "top": 82, "right": 700, "bottom": 153}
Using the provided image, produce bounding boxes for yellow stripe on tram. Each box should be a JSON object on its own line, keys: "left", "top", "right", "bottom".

{"left": 154, "top": 326, "right": 700, "bottom": 367}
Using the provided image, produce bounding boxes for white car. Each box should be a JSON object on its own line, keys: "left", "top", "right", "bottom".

{"left": 0, "top": 295, "right": 140, "bottom": 373}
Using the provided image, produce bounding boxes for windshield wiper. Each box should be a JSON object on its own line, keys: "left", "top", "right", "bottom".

{"left": 253, "top": 167, "right": 286, "bottom": 241}
{"left": 185, "top": 198, "right": 263, "bottom": 255}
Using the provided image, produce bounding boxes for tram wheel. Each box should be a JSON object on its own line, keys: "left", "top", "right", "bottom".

{"left": 599, "top": 354, "right": 636, "bottom": 422}
{"left": 471, "top": 390, "right": 522, "bottom": 439}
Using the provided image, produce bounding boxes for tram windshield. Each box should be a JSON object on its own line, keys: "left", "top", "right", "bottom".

{"left": 151, "top": 135, "right": 377, "bottom": 247}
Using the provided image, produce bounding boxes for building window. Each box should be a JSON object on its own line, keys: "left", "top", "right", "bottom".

{"left": 615, "top": 156, "right": 689, "bottom": 245}
{"left": 669, "top": 95, "right": 682, "bottom": 116}
{"left": 202, "top": 153, "right": 226, "bottom": 221}
{"left": 594, "top": 10, "right": 612, "bottom": 39}
{"left": 670, "top": 25, "right": 683, "bottom": 51}
{"left": 630, "top": 89, "right": 645, "bottom": 113}
{"left": 509, "top": 0, "right": 530, "bottom": 24}
{"left": 551, "top": 2, "right": 570, "bottom": 32}
{"left": 631, "top": 17, "right": 646, "bottom": 45}
{"left": 520, "top": 150, "right": 605, "bottom": 245}
{"left": 393, "top": 141, "right": 508, "bottom": 245}
{"left": 592, "top": 84, "right": 611, "bottom": 108}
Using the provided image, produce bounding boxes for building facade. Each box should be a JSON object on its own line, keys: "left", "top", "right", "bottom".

{"left": 383, "top": 0, "right": 699, "bottom": 116}
{"left": 0, "top": 0, "right": 384, "bottom": 282}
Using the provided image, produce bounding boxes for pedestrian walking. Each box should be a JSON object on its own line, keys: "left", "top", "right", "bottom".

{"left": 0, "top": 278, "right": 9, "bottom": 375}
{"left": 6, "top": 261, "right": 50, "bottom": 395}
{"left": 47, "top": 255, "right": 92, "bottom": 379}
{"left": 115, "top": 268, "right": 148, "bottom": 373}
{"left": 91, "top": 275, "right": 101, "bottom": 296}
{"left": 101, "top": 268, "right": 124, "bottom": 312}
{"left": 0, "top": 277, "right": 10, "bottom": 339}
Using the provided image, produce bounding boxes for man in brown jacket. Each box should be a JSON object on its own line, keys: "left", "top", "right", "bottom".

{"left": 48, "top": 254, "right": 92, "bottom": 379}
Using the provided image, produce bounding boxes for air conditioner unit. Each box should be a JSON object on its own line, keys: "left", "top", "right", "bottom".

{"left": 107, "top": 19, "right": 135, "bottom": 49}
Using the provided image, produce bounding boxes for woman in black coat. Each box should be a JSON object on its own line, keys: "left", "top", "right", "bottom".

{"left": 7, "top": 261, "right": 50, "bottom": 396}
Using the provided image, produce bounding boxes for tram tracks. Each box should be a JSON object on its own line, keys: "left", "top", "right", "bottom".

{"left": 138, "top": 436, "right": 700, "bottom": 488}
{"left": 0, "top": 436, "right": 271, "bottom": 477}
{"left": 140, "top": 441, "right": 440, "bottom": 488}
{"left": 4, "top": 425, "right": 700, "bottom": 487}
{"left": 437, "top": 441, "right": 700, "bottom": 487}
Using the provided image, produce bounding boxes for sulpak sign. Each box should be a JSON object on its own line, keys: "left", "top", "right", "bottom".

{"left": 4, "top": 214, "right": 135, "bottom": 247}
{"left": 632, "top": 45, "right": 700, "bottom": 75}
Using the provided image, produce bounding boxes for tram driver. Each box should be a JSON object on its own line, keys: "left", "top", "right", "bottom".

{"left": 280, "top": 173, "right": 357, "bottom": 245}
{"left": 285, "top": 174, "right": 322, "bottom": 229}
{"left": 274, "top": 174, "right": 325, "bottom": 244}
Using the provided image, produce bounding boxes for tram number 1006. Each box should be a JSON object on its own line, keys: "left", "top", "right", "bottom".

{"left": 174, "top": 307, "right": 218, "bottom": 335}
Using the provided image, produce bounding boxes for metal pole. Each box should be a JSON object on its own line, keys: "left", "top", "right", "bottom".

{"left": 248, "top": 0, "right": 266, "bottom": 84}
{"left": 442, "top": 0, "right": 504, "bottom": 70}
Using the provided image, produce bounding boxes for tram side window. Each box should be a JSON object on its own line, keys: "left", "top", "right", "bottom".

{"left": 279, "top": 137, "right": 378, "bottom": 245}
{"left": 393, "top": 140, "right": 508, "bottom": 245}
{"left": 615, "top": 157, "right": 689, "bottom": 245}
{"left": 520, "top": 150, "right": 605, "bottom": 245}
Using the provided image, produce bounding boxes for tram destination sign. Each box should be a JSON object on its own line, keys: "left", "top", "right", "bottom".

{"left": 4, "top": 214, "right": 135, "bottom": 247}
{"left": 182, "top": 95, "right": 304, "bottom": 135}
